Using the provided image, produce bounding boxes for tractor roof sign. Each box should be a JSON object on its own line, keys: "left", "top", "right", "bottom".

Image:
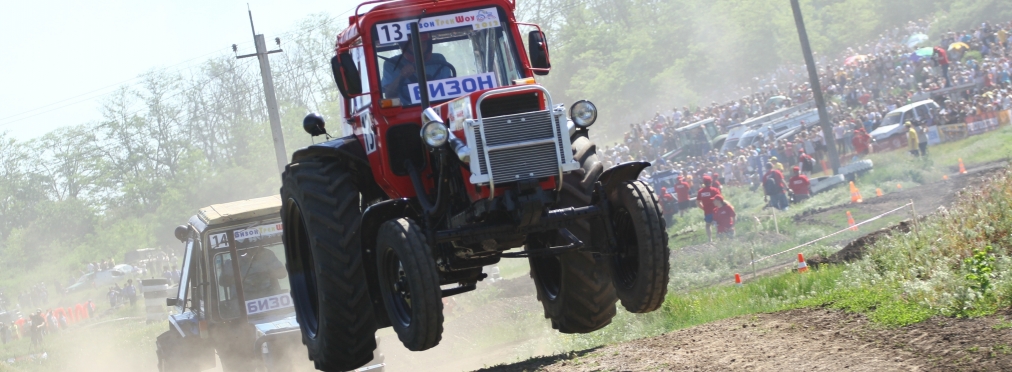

{"left": 375, "top": 7, "right": 500, "bottom": 45}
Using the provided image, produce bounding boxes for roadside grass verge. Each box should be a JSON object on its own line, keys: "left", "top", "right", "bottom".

{"left": 554, "top": 265, "right": 845, "bottom": 351}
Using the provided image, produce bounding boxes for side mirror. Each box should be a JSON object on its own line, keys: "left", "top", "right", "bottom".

{"left": 174, "top": 225, "right": 189, "bottom": 242}
{"left": 303, "top": 113, "right": 327, "bottom": 137}
{"left": 166, "top": 298, "right": 180, "bottom": 307}
{"left": 331, "top": 53, "right": 363, "bottom": 99}
{"left": 528, "top": 30, "right": 551, "bottom": 76}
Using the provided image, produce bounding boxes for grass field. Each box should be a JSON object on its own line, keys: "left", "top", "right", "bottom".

{"left": 548, "top": 125, "right": 1012, "bottom": 351}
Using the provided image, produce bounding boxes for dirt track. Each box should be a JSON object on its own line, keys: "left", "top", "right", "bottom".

{"left": 478, "top": 308, "right": 1012, "bottom": 372}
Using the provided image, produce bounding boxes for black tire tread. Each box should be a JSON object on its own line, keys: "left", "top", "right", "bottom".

{"left": 281, "top": 159, "right": 377, "bottom": 371}
{"left": 376, "top": 218, "right": 444, "bottom": 351}
{"left": 529, "top": 134, "right": 617, "bottom": 334}
{"left": 613, "top": 180, "right": 670, "bottom": 313}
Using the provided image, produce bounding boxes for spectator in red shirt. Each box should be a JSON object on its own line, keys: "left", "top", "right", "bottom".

{"left": 762, "top": 163, "right": 789, "bottom": 210}
{"left": 798, "top": 150, "right": 815, "bottom": 175}
{"left": 788, "top": 166, "right": 811, "bottom": 203}
{"left": 933, "top": 46, "right": 951, "bottom": 87}
{"left": 851, "top": 128, "right": 871, "bottom": 155}
{"left": 659, "top": 187, "right": 677, "bottom": 224}
{"left": 674, "top": 175, "right": 692, "bottom": 217}
{"left": 712, "top": 195, "right": 736, "bottom": 238}
{"left": 696, "top": 176, "right": 722, "bottom": 243}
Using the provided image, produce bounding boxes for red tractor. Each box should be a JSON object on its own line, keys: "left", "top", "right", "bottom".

{"left": 279, "top": 0, "right": 669, "bottom": 370}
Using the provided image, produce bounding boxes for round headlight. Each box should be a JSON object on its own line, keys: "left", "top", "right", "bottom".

{"left": 570, "top": 100, "right": 598, "bottom": 127}
{"left": 421, "top": 121, "right": 449, "bottom": 147}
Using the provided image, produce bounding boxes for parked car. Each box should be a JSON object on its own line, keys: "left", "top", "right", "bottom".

{"left": 65, "top": 264, "right": 136, "bottom": 293}
{"left": 871, "top": 100, "right": 941, "bottom": 141}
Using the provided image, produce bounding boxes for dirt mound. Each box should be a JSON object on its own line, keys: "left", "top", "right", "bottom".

{"left": 794, "top": 161, "right": 1006, "bottom": 228}
{"left": 801, "top": 162, "right": 1006, "bottom": 268}
{"left": 478, "top": 308, "right": 1012, "bottom": 372}
{"left": 808, "top": 220, "right": 914, "bottom": 268}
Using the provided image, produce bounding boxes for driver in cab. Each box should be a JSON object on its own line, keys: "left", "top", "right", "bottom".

{"left": 381, "top": 34, "right": 455, "bottom": 103}
{"left": 219, "top": 247, "right": 287, "bottom": 302}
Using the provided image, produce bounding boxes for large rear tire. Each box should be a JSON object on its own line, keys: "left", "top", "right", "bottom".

{"left": 281, "top": 159, "right": 377, "bottom": 371}
{"left": 610, "top": 180, "right": 669, "bottom": 313}
{"left": 528, "top": 134, "right": 617, "bottom": 334}
{"left": 375, "top": 218, "right": 443, "bottom": 351}
{"left": 155, "top": 331, "right": 198, "bottom": 372}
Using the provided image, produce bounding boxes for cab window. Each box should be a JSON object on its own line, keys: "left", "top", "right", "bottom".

{"left": 351, "top": 45, "right": 372, "bottom": 113}
{"left": 210, "top": 223, "right": 290, "bottom": 319}
{"left": 373, "top": 7, "right": 522, "bottom": 106}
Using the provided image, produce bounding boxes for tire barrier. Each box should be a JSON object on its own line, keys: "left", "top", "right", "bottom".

{"left": 141, "top": 278, "right": 171, "bottom": 323}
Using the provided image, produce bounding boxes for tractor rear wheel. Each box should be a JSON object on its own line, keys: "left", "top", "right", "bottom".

{"left": 155, "top": 331, "right": 198, "bottom": 372}
{"left": 375, "top": 218, "right": 443, "bottom": 351}
{"left": 610, "top": 180, "right": 669, "bottom": 313}
{"left": 528, "top": 134, "right": 617, "bottom": 333}
{"left": 281, "top": 159, "right": 377, "bottom": 371}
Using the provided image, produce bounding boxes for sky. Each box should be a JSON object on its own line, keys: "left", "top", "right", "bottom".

{"left": 0, "top": 0, "right": 360, "bottom": 140}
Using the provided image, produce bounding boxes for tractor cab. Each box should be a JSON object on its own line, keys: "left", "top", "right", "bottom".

{"left": 155, "top": 196, "right": 383, "bottom": 372}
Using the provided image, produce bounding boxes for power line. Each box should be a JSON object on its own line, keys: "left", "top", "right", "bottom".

{"left": 0, "top": 45, "right": 246, "bottom": 126}
{"left": 0, "top": 3, "right": 434, "bottom": 130}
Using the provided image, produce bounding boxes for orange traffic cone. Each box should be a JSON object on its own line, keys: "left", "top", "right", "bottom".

{"left": 958, "top": 158, "right": 967, "bottom": 174}
{"left": 849, "top": 181, "right": 863, "bottom": 203}
{"left": 821, "top": 160, "right": 829, "bottom": 175}
{"left": 876, "top": 188, "right": 883, "bottom": 197}
{"left": 943, "top": 175, "right": 949, "bottom": 180}
{"left": 734, "top": 273, "right": 743, "bottom": 287}
{"left": 847, "top": 211, "right": 858, "bottom": 231}
{"left": 797, "top": 253, "right": 809, "bottom": 273}
{"left": 897, "top": 183, "right": 903, "bottom": 190}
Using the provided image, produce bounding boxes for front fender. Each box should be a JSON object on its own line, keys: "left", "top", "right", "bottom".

{"left": 598, "top": 162, "right": 651, "bottom": 198}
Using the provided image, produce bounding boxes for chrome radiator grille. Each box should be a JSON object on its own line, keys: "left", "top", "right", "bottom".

{"left": 465, "top": 87, "right": 579, "bottom": 188}
{"left": 473, "top": 111, "right": 558, "bottom": 179}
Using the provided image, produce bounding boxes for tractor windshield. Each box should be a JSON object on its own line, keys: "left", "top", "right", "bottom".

{"left": 373, "top": 7, "right": 522, "bottom": 106}
{"left": 209, "top": 222, "right": 292, "bottom": 319}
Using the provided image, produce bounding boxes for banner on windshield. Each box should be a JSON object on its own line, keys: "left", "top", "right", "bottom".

{"left": 407, "top": 73, "right": 497, "bottom": 104}
{"left": 375, "top": 7, "right": 501, "bottom": 45}
{"left": 208, "top": 222, "right": 284, "bottom": 250}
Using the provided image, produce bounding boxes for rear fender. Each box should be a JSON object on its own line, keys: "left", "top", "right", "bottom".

{"left": 598, "top": 162, "right": 651, "bottom": 199}
{"left": 291, "top": 135, "right": 368, "bottom": 166}
{"left": 359, "top": 198, "right": 420, "bottom": 328}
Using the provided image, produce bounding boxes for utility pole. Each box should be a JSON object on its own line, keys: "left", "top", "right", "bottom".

{"left": 790, "top": 0, "right": 840, "bottom": 174}
{"left": 235, "top": 8, "right": 287, "bottom": 174}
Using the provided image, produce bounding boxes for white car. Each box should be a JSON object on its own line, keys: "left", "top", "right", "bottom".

{"left": 871, "top": 100, "right": 941, "bottom": 142}
{"left": 65, "top": 264, "right": 136, "bottom": 293}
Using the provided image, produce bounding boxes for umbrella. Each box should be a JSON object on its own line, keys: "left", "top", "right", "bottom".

{"left": 905, "top": 33, "right": 929, "bottom": 48}
{"left": 844, "top": 55, "right": 867, "bottom": 66}
{"left": 765, "top": 96, "right": 788, "bottom": 108}
{"left": 948, "top": 42, "right": 970, "bottom": 51}
{"left": 915, "top": 47, "right": 934, "bottom": 57}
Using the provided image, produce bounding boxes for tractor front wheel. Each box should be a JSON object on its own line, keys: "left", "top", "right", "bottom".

{"left": 528, "top": 134, "right": 617, "bottom": 333}
{"left": 610, "top": 180, "right": 669, "bottom": 313}
{"left": 375, "top": 218, "right": 443, "bottom": 351}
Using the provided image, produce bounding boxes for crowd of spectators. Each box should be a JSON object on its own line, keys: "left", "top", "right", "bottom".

{"left": 605, "top": 19, "right": 1012, "bottom": 240}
